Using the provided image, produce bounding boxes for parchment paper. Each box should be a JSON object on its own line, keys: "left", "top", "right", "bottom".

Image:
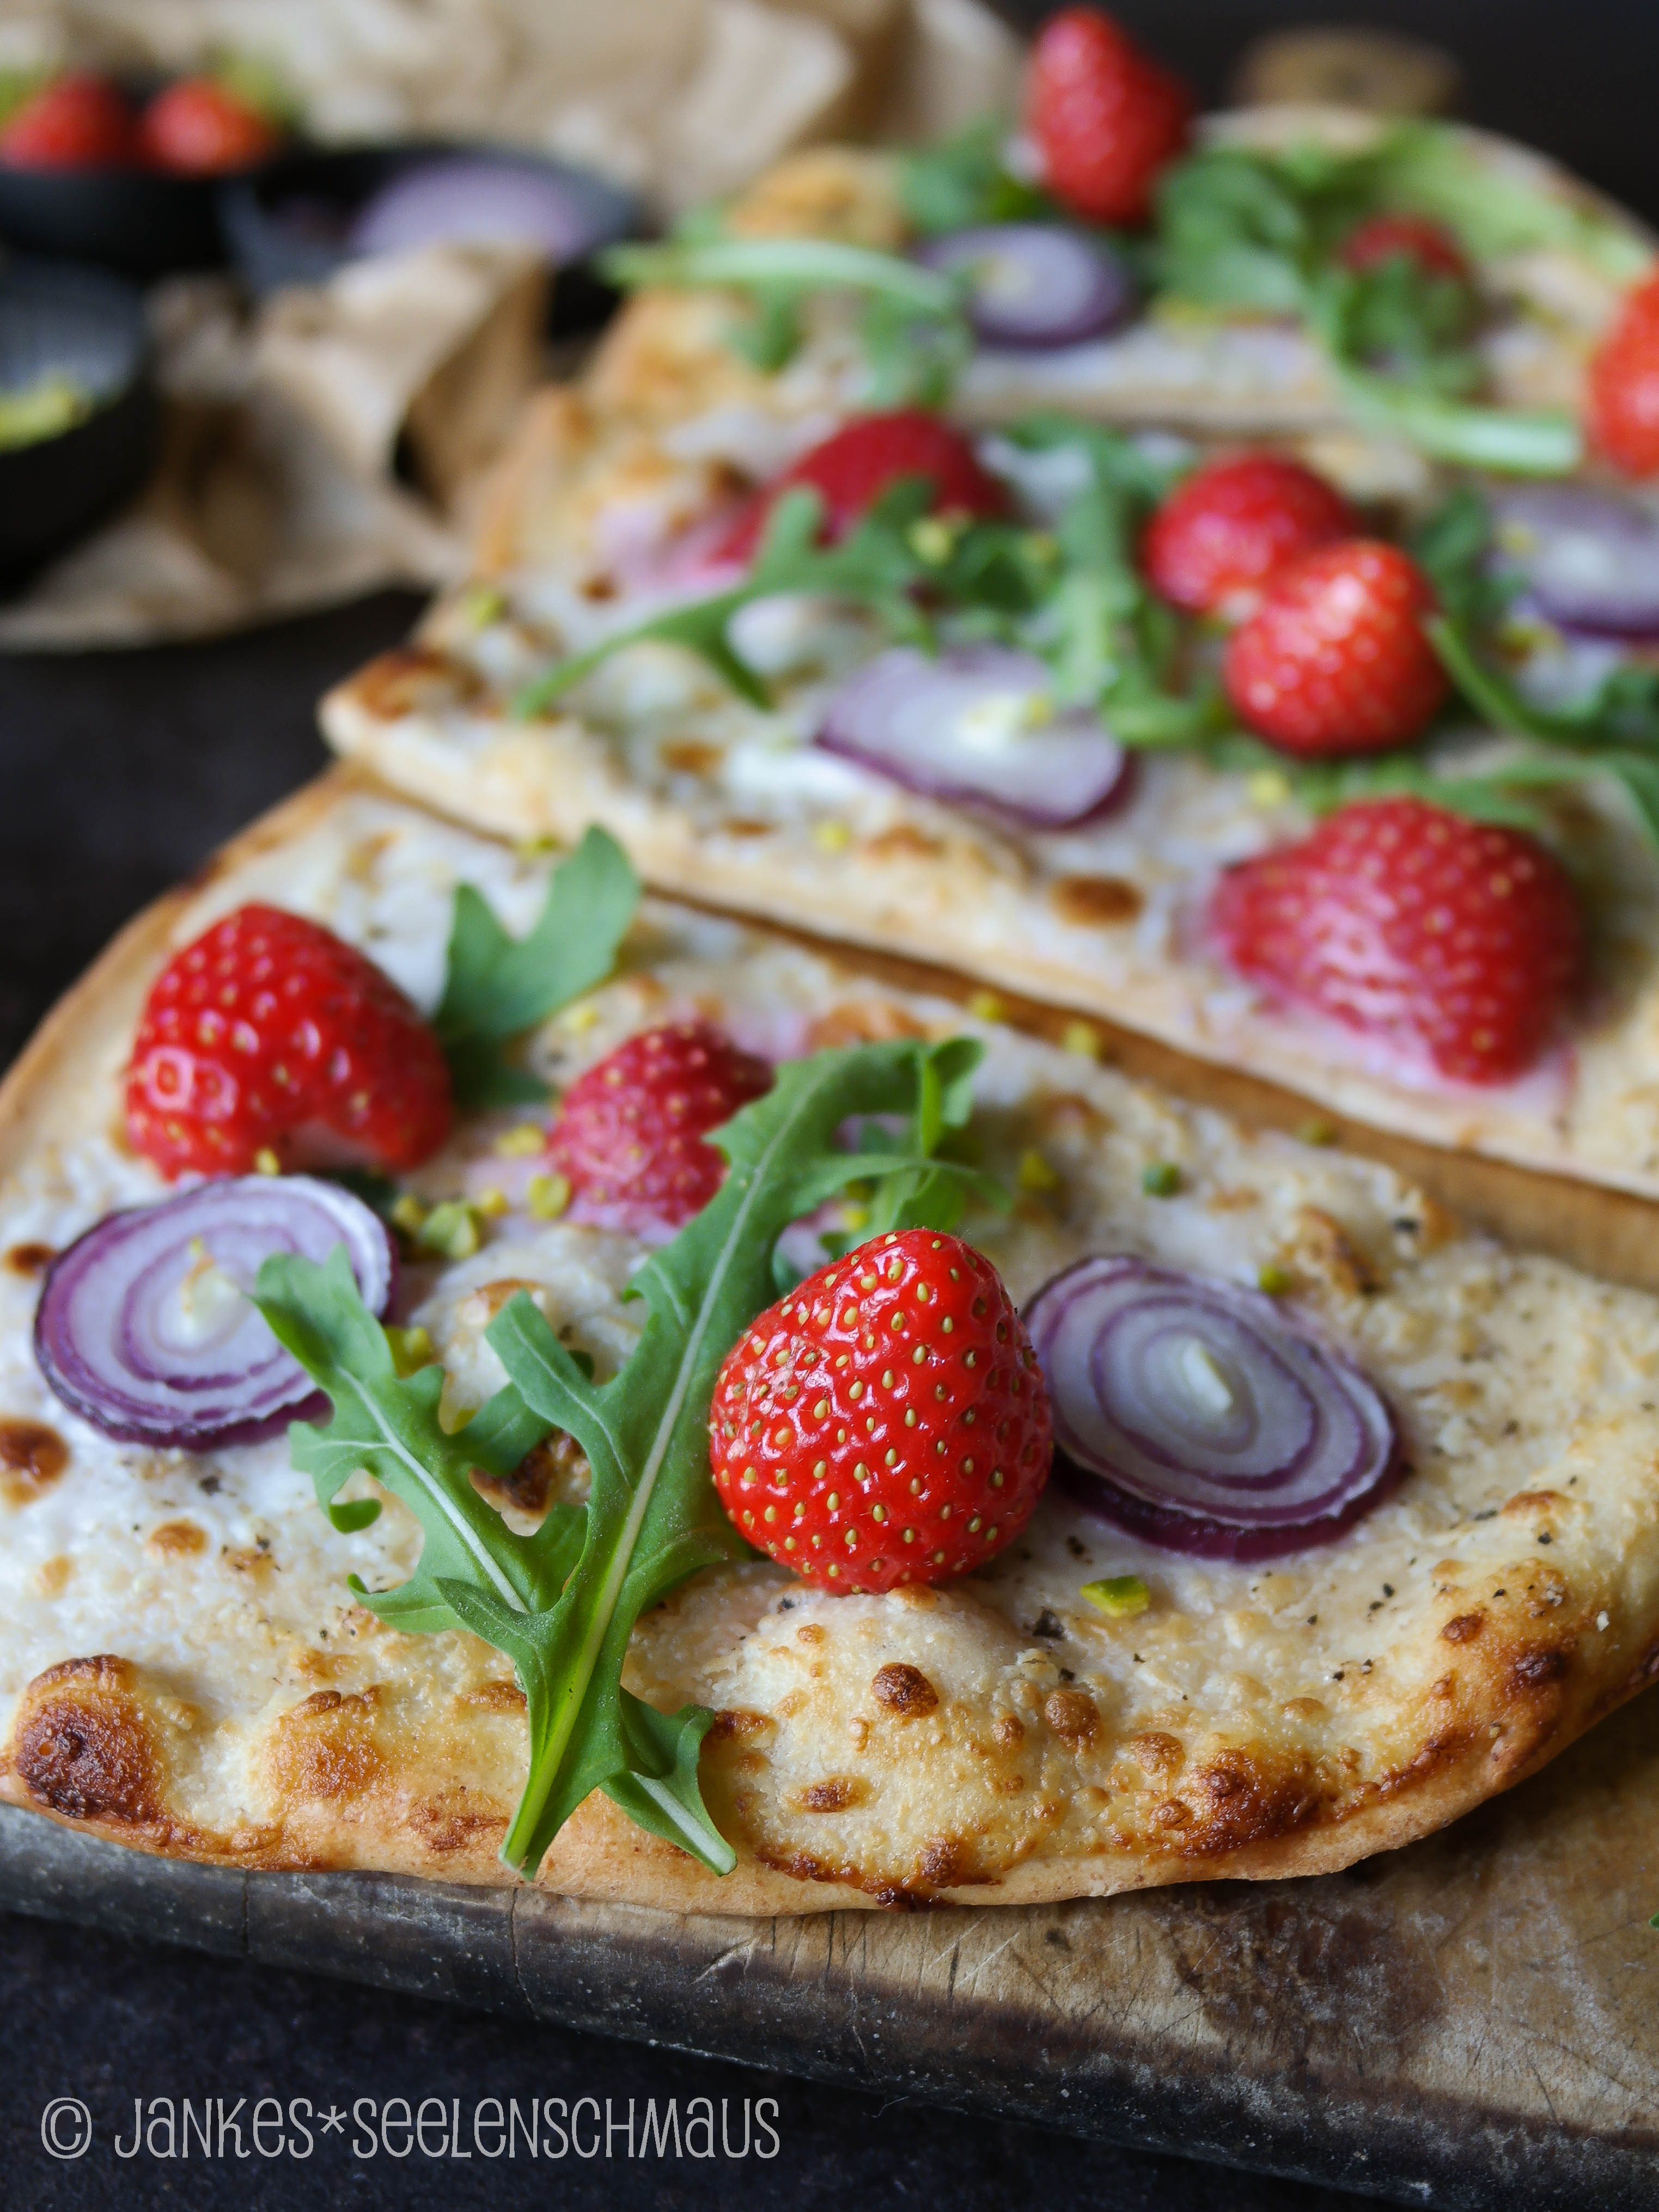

{"left": 0, "top": 0, "right": 1022, "bottom": 649}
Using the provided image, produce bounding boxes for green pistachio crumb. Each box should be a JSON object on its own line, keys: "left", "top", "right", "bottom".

{"left": 1141, "top": 1161, "right": 1181, "bottom": 1197}
{"left": 1082, "top": 1575, "right": 1150, "bottom": 1620}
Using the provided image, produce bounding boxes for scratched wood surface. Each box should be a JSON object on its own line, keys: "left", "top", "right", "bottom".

{"left": 5, "top": 810, "right": 1659, "bottom": 2210}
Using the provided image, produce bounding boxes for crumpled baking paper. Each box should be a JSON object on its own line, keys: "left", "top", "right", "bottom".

{"left": 0, "top": 0, "right": 1022, "bottom": 648}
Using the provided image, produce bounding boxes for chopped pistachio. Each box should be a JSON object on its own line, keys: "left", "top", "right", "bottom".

{"left": 1257, "top": 1262, "right": 1294, "bottom": 1296}
{"left": 840, "top": 1202, "right": 870, "bottom": 1232}
{"left": 1296, "top": 1116, "right": 1337, "bottom": 1146}
{"left": 1247, "top": 769, "right": 1291, "bottom": 808}
{"left": 526, "top": 1172, "right": 572, "bottom": 1220}
{"left": 475, "top": 1186, "right": 511, "bottom": 1217}
{"left": 1017, "top": 1147, "right": 1060, "bottom": 1194}
{"left": 513, "top": 834, "right": 560, "bottom": 859}
{"left": 1082, "top": 1574, "right": 1150, "bottom": 1620}
{"left": 1021, "top": 530, "right": 1059, "bottom": 564}
{"left": 908, "top": 515, "right": 959, "bottom": 565}
{"left": 386, "top": 1324, "right": 436, "bottom": 1377}
{"left": 560, "top": 1000, "right": 600, "bottom": 1034}
{"left": 813, "top": 820, "right": 852, "bottom": 853}
{"left": 253, "top": 1147, "right": 282, "bottom": 1177}
{"left": 389, "top": 1193, "right": 428, "bottom": 1236}
{"left": 493, "top": 1122, "right": 546, "bottom": 1158}
{"left": 459, "top": 582, "right": 508, "bottom": 630}
{"left": 1060, "top": 1018, "right": 1101, "bottom": 1060}
{"left": 417, "top": 1200, "right": 481, "bottom": 1261}
{"left": 1141, "top": 1161, "right": 1181, "bottom": 1197}
{"left": 967, "top": 989, "right": 1005, "bottom": 1023}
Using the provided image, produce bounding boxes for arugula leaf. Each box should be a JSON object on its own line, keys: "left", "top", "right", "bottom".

{"left": 432, "top": 827, "right": 640, "bottom": 1109}
{"left": 257, "top": 1035, "right": 992, "bottom": 1879}
{"left": 601, "top": 235, "right": 973, "bottom": 405}
{"left": 1153, "top": 137, "right": 1583, "bottom": 476}
{"left": 1406, "top": 486, "right": 1512, "bottom": 631}
{"left": 1372, "top": 121, "right": 1652, "bottom": 285}
{"left": 516, "top": 478, "right": 966, "bottom": 719}
{"left": 898, "top": 118, "right": 1054, "bottom": 236}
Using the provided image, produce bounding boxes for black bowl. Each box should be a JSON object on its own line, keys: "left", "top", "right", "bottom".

{"left": 219, "top": 142, "right": 640, "bottom": 336}
{"left": 0, "top": 260, "right": 160, "bottom": 590}
{"left": 0, "top": 159, "right": 240, "bottom": 280}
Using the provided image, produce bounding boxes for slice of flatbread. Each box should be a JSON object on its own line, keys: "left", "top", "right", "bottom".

{"left": 321, "top": 415, "right": 1659, "bottom": 1202}
{"left": 582, "top": 108, "right": 1650, "bottom": 452}
{"left": 2, "top": 773, "right": 1657, "bottom": 1914}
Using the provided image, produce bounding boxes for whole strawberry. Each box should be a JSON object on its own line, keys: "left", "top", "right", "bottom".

{"left": 127, "top": 905, "right": 453, "bottom": 1179}
{"left": 138, "top": 77, "right": 283, "bottom": 175}
{"left": 709, "top": 1228, "right": 1052, "bottom": 1593}
{"left": 1224, "top": 539, "right": 1449, "bottom": 757}
{"left": 716, "top": 410, "right": 1007, "bottom": 564}
{"left": 1588, "top": 269, "right": 1659, "bottom": 479}
{"left": 0, "top": 73, "right": 138, "bottom": 168}
{"left": 548, "top": 1020, "right": 772, "bottom": 1232}
{"left": 1210, "top": 797, "right": 1585, "bottom": 1084}
{"left": 1340, "top": 214, "right": 1472, "bottom": 283}
{"left": 1027, "top": 7, "right": 1192, "bottom": 227}
{"left": 1143, "top": 453, "right": 1354, "bottom": 619}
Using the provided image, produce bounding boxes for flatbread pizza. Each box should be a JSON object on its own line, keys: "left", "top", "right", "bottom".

{"left": 3, "top": 774, "right": 1658, "bottom": 1913}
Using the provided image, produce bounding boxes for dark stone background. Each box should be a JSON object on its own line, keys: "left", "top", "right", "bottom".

{"left": 5, "top": 7, "right": 1658, "bottom": 2204}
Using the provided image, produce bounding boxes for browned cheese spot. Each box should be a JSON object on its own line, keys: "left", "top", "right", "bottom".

{"left": 1441, "top": 1610, "right": 1486, "bottom": 1645}
{"left": 408, "top": 1789, "right": 508, "bottom": 1855}
{"left": 660, "top": 739, "right": 725, "bottom": 775}
{"left": 708, "top": 1707, "right": 773, "bottom": 1742}
{"left": 871, "top": 1662, "right": 939, "bottom": 1718}
{"left": 806, "top": 1000, "right": 929, "bottom": 1052}
{"left": 1050, "top": 873, "right": 1144, "bottom": 927}
{"left": 352, "top": 644, "right": 483, "bottom": 718}
{"left": 1129, "top": 1730, "right": 1184, "bottom": 1780}
{"left": 266, "top": 1688, "right": 385, "bottom": 1802}
{"left": 474, "top": 1429, "right": 590, "bottom": 1518}
{"left": 1503, "top": 1489, "right": 1565, "bottom": 1516}
{"left": 456, "top": 1679, "right": 528, "bottom": 1714}
{"left": 918, "top": 1835, "right": 965, "bottom": 1886}
{"left": 4, "top": 1242, "right": 55, "bottom": 1277}
{"left": 0, "top": 1419, "right": 68, "bottom": 1507}
{"left": 864, "top": 825, "right": 944, "bottom": 864}
{"left": 1042, "top": 1688, "right": 1100, "bottom": 1746}
{"left": 147, "top": 1520, "right": 207, "bottom": 1559}
{"left": 1290, "top": 1207, "right": 1377, "bottom": 1298}
{"left": 1510, "top": 1646, "right": 1571, "bottom": 1692}
{"left": 796, "top": 1623, "right": 825, "bottom": 1646}
{"left": 991, "top": 1713, "right": 1026, "bottom": 1750}
{"left": 10, "top": 1655, "right": 161, "bottom": 1826}
{"left": 795, "top": 1776, "right": 865, "bottom": 1813}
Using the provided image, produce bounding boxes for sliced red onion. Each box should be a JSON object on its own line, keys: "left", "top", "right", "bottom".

{"left": 1024, "top": 1257, "right": 1400, "bottom": 1561}
{"left": 916, "top": 224, "right": 1136, "bottom": 348}
{"left": 35, "top": 1176, "right": 395, "bottom": 1449}
{"left": 1492, "top": 485, "right": 1659, "bottom": 639}
{"left": 347, "top": 157, "right": 620, "bottom": 261}
{"left": 815, "top": 645, "right": 1130, "bottom": 830}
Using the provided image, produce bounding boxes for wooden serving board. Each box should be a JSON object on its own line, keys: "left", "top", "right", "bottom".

{"left": 5, "top": 779, "right": 1659, "bottom": 2209}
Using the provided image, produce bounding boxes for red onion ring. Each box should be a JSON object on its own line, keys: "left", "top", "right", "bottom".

{"left": 816, "top": 645, "right": 1131, "bottom": 830}
{"left": 347, "top": 156, "right": 624, "bottom": 262}
{"left": 1024, "top": 1256, "right": 1401, "bottom": 1561}
{"left": 35, "top": 1175, "right": 395, "bottom": 1449}
{"left": 914, "top": 224, "right": 1136, "bottom": 349}
{"left": 1492, "top": 485, "right": 1659, "bottom": 640}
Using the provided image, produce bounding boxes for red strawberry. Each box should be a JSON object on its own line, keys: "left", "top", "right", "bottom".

{"left": 715, "top": 410, "right": 1007, "bottom": 564}
{"left": 127, "top": 905, "right": 453, "bottom": 1180}
{"left": 1210, "top": 798, "right": 1585, "bottom": 1084}
{"left": 1027, "top": 7, "right": 1192, "bottom": 227}
{"left": 1143, "top": 453, "right": 1355, "bottom": 619}
{"left": 1223, "top": 539, "right": 1448, "bottom": 757}
{"left": 547, "top": 1020, "right": 772, "bottom": 1232}
{"left": 709, "top": 1228, "right": 1051, "bottom": 1593}
{"left": 137, "top": 77, "right": 283, "bottom": 175}
{"left": 1340, "top": 214, "right": 1472, "bottom": 284}
{"left": 1588, "top": 268, "right": 1659, "bottom": 478}
{"left": 0, "top": 74, "right": 138, "bottom": 168}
